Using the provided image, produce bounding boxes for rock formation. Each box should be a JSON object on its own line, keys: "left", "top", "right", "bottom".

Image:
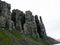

{"left": 0, "top": 1, "right": 14, "bottom": 30}
{"left": 11, "top": 9, "right": 25, "bottom": 32}
{"left": 35, "top": 15, "right": 47, "bottom": 39}
{"left": 0, "top": 0, "right": 59, "bottom": 45}
{"left": 0, "top": 1, "right": 47, "bottom": 39}
{"left": 24, "top": 11, "right": 40, "bottom": 38}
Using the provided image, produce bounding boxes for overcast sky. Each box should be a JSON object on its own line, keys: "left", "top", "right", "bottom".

{"left": 2, "top": 0, "right": 60, "bottom": 39}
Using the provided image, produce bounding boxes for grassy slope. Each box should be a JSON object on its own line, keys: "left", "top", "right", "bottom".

{"left": 26, "top": 35, "right": 47, "bottom": 45}
{"left": 9, "top": 30, "right": 26, "bottom": 42}
{"left": 9, "top": 30, "right": 47, "bottom": 45}
{"left": 0, "top": 29, "right": 47, "bottom": 45}
{"left": 0, "top": 29, "right": 13, "bottom": 45}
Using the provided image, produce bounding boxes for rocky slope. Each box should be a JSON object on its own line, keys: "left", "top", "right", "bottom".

{"left": 0, "top": 0, "right": 60, "bottom": 45}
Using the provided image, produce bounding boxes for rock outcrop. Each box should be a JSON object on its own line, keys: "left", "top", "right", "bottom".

{"left": 0, "top": 1, "right": 13, "bottom": 30}
{"left": 11, "top": 9, "right": 25, "bottom": 32}
{"left": 24, "top": 11, "right": 40, "bottom": 38}
{"left": 35, "top": 15, "right": 47, "bottom": 39}
{"left": 0, "top": 0, "right": 59, "bottom": 45}
{"left": 0, "top": 0, "right": 47, "bottom": 39}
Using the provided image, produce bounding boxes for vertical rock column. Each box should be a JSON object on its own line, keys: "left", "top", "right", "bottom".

{"left": 0, "top": 1, "right": 10, "bottom": 29}
{"left": 35, "top": 15, "right": 47, "bottom": 39}
{"left": 39, "top": 16, "right": 47, "bottom": 39}
{"left": 11, "top": 9, "right": 25, "bottom": 32}
{"left": 0, "top": 0, "right": 15, "bottom": 30}
{"left": 24, "top": 11, "right": 40, "bottom": 38}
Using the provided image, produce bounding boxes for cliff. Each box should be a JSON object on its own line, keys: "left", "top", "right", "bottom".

{"left": 0, "top": 0, "right": 59, "bottom": 45}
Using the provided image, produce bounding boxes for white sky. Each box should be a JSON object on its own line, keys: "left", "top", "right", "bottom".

{"left": 2, "top": 0, "right": 60, "bottom": 39}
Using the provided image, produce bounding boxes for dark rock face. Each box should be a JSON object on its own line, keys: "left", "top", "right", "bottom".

{"left": 35, "top": 15, "right": 47, "bottom": 39}
{"left": 11, "top": 9, "right": 25, "bottom": 32}
{"left": 39, "top": 16, "right": 47, "bottom": 39}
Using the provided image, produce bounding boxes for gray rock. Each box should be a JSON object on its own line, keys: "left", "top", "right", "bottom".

{"left": 0, "top": 1, "right": 11, "bottom": 19}
{"left": 25, "top": 10, "right": 34, "bottom": 23}
{"left": 0, "top": 0, "right": 59, "bottom": 45}
{"left": 0, "top": 16, "right": 6, "bottom": 28}
{"left": 39, "top": 16, "right": 47, "bottom": 39}
{"left": 24, "top": 21, "right": 40, "bottom": 39}
{"left": 5, "top": 19, "right": 15, "bottom": 30}
{"left": 35, "top": 15, "right": 47, "bottom": 39}
{"left": 11, "top": 9, "right": 25, "bottom": 32}
{"left": 0, "top": 1, "right": 12, "bottom": 30}
{"left": 24, "top": 11, "right": 40, "bottom": 38}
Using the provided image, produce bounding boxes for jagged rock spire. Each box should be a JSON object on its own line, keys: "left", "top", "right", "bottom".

{"left": 39, "top": 16, "right": 47, "bottom": 39}
{"left": 40, "top": 16, "right": 43, "bottom": 23}
{"left": 35, "top": 15, "right": 47, "bottom": 39}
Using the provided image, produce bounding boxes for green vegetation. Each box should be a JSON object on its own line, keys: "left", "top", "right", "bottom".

{"left": 0, "top": 29, "right": 47, "bottom": 45}
{"left": 26, "top": 35, "right": 47, "bottom": 45}
{"left": 0, "top": 29, "right": 13, "bottom": 45}
{"left": 9, "top": 30, "right": 26, "bottom": 42}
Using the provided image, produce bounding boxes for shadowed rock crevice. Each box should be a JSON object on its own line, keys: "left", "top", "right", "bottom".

{"left": 35, "top": 15, "right": 42, "bottom": 38}
{"left": 35, "top": 15, "right": 47, "bottom": 39}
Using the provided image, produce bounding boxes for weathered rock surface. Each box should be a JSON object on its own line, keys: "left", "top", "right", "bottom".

{"left": 0, "top": 0, "right": 59, "bottom": 45}
{"left": 23, "top": 11, "right": 40, "bottom": 38}
{"left": 25, "top": 11, "right": 34, "bottom": 22}
{"left": 35, "top": 15, "right": 47, "bottom": 39}
{"left": 11, "top": 9, "right": 25, "bottom": 32}
{"left": 0, "top": 16, "right": 6, "bottom": 28}
{"left": 24, "top": 21, "right": 40, "bottom": 39}
{"left": 39, "top": 16, "right": 47, "bottom": 39}
{"left": 0, "top": 1, "right": 13, "bottom": 30}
